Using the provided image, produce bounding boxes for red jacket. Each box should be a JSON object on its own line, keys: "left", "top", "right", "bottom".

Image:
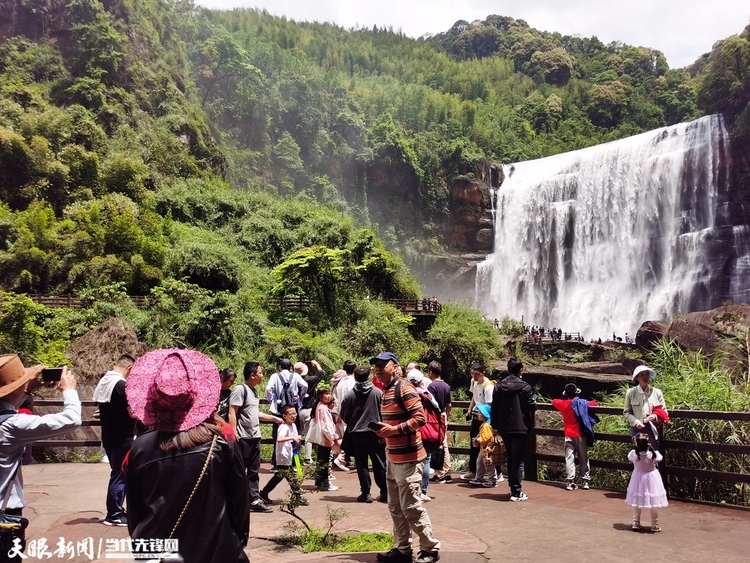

{"left": 552, "top": 398, "right": 598, "bottom": 438}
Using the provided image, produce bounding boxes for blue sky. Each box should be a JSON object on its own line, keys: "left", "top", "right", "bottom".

{"left": 195, "top": 0, "right": 749, "bottom": 68}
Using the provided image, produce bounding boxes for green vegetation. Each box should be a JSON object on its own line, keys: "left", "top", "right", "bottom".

{"left": 0, "top": 2, "right": 749, "bottom": 383}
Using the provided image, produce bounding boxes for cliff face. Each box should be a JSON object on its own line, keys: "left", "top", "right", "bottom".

{"left": 447, "top": 159, "right": 502, "bottom": 253}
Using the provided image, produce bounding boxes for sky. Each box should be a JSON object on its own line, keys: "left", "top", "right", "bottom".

{"left": 195, "top": 0, "right": 749, "bottom": 69}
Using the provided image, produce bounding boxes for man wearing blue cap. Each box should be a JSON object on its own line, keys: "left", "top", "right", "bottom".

{"left": 371, "top": 352, "right": 441, "bottom": 563}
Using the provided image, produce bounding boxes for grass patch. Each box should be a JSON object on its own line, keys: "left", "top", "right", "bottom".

{"left": 296, "top": 530, "right": 393, "bottom": 553}
{"left": 276, "top": 522, "right": 392, "bottom": 553}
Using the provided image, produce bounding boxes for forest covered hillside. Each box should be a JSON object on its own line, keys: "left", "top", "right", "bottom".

{"left": 0, "top": 0, "right": 748, "bottom": 375}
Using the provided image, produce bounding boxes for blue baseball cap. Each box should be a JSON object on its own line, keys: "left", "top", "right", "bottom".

{"left": 369, "top": 351, "right": 398, "bottom": 365}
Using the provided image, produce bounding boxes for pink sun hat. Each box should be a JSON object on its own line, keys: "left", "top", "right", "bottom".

{"left": 126, "top": 348, "right": 221, "bottom": 432}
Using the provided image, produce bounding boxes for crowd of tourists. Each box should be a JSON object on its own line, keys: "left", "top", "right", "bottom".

{"left": 0, "top": 350, "right": 669, "bottom": 562}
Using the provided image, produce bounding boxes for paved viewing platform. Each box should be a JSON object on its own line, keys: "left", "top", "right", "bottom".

{"left": 21, "top": 462, "right": 750, "bottom": 562}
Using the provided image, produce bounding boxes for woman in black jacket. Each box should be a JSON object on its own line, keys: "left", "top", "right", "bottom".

{"left": 125, "top": 349, "right": 249, "bottom": 563}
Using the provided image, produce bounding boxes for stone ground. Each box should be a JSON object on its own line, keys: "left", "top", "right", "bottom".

{"left": 20, "top": 462, "right": 750, "bottom": 562}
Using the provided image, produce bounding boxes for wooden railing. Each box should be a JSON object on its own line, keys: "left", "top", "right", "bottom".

{"left": 26, "top": 294, "right": 147, "bottom": 308}
{"left": 35, "top": 399, "right": 750, "bottom": 501}
{"left": 270, "top": 297, "right": 442, "bottom": 315}
{"left": 525, "top": 332, "right": 583, "bottom": 343}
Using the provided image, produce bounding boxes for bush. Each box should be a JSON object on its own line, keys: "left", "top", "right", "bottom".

{"left": 425, "top": 302, "right": 499, "bottom": 386}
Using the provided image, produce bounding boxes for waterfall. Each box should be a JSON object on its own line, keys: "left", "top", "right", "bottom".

{"left": 475, "top": 115, "right": 747, "bottom": 339}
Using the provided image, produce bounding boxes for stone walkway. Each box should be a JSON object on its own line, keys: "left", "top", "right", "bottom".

{"left": 19, "top": 463, "right": 750, "bottom": 562}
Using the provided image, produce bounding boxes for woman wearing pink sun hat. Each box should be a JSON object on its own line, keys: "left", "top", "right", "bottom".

{"left": 125, "top": 349, "right": 249, "bottom": 563}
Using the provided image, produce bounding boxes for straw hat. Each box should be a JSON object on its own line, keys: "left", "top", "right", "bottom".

{"left": 293, "top": 361, "right": 309, "bottom": 376}
{"left": 126, "top": 349, "right": 221, "bottom": 432}
{"left": 0, "top": 355, "right": 44, "bottom": 398}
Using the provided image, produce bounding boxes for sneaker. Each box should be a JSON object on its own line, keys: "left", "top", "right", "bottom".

{"left": 510, "top": 492, "right": 529, "bottom": 502}
{"left": 582, "top": 482, "right": 590, "bottom": 490}
{"left": 483, "top": 480, "right": 498, "bottom": 488}
{"left": 376, "top": 548, "right": 413, "bottom": 563}
{"left": 318, "top": 484, "right": 340, "bottom": 492}
{"left": 631, "top": 521, "right": 642, "bottom": 531}
{"left": 651, "top": 523, "right": 661, "bottom": 533}
{"left": 468, "top": 478, "right": 483, "bottom": 486}
{"left": 298, "top": 496, "right": 309, "bottom": 506}
{"left": 249, "top": 500, "right": 272, "bottom": 513}
{"left": 565, "top": 482, "right": 577, "bottom": 491}
{"left": 259, "top": 491, "right": 273, "bottom": 505}
{"left": 438, "top": 475, "right": 453, "bottom": 484}
{"left": 497, "top": 473, "right": 505, "bottom": 482}
{"left": 333, "top": 455, "right": 350, "bottom": 472}
{"left": 103, "top": 516, "right": 127, "bottom": 527}
{"left": 420, "top": 493, "right": 432, "bottom": 502}
{"left": 357, "top": 493, "right": 374, "bottom": 503}
{"left": 415, "top": 550, "right": 440, "bottom": 563}
{"left": 460, "top": 471, "right": 475, "bottom": 480}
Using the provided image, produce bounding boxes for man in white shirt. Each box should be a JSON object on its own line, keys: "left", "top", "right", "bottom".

{"left": 0, "top": 355, "right": 81, "bottom": 560}
{"left": 461, "top": 362, "right": 494, "bottom": 481}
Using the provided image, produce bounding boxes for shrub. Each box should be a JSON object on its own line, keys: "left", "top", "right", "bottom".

{"left": 425, "top": 302, "right": 499, "bottom": 385}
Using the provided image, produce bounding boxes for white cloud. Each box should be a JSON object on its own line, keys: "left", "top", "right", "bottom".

{"left": 196, "top": 0, "right": 750, "bottom": 68}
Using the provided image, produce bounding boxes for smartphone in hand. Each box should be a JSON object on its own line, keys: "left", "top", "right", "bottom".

{"left": 367, "top": 421, "right": 384, "bottom": 431}
{"left": 41, "top": 367, "right": 64, "bottom": 382}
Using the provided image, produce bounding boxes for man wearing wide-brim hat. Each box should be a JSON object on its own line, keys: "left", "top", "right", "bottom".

{"left": 0, "top": 355, "right": 81, "bottom": 560}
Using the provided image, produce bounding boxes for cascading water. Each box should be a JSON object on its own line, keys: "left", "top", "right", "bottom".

{"left": 475, "top": 114, "right": 749, "bottom": 339}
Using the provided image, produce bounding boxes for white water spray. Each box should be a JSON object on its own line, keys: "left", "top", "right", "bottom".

{"left": 475, "top": 115, "right": 745, "bottom": 339}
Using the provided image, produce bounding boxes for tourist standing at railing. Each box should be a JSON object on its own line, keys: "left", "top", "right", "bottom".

{"left": 491, "top": 358, "right": 536, "bottom": 502}
{"left": 426, "top": 361, "right": 452, "bottom": 484}
{"left": 94, "top": 354, "right": 136, "bottom": 527}
{"left": 0, "top": 356, "right": 81, "bottom": 562}
{"left": 461, "top": 363, "right": 494, "bottom": 481}
{"left": 624, "top": 365, "right": 668, "bottom": 449}
{"left": 552, "top": 383, "right": 599, "bottom": 491}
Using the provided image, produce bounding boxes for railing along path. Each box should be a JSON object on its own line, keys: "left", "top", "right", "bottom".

{"left": 33, "top": 400, "right": 750, "bottom": 495}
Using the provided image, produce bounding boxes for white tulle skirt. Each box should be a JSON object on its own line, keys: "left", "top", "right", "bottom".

{"left": 625, "top": 470, "right": 668, "bottom": 508}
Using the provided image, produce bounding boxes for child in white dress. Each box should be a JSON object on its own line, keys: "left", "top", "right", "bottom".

{"left": 625, "top": 433, "right": 668, "bottom": 532}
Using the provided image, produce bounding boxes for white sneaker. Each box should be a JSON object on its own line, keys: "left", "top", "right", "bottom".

{"left": 420, "top": 493, "right": 432, "bottom": 502}
{"left": 460, "top": 472, "right": 475, "bottom": 480}
{"left": 319, "top": 484, "right": 340, "bottom": 492}
{"left": 497, "top": 473, "right": 505, "bottom": 482}
{"left": 510, "top": 492, "right": 529, "bottom": 502}
{"left": 333, "top": 457, "right": 350, "bottom": 472}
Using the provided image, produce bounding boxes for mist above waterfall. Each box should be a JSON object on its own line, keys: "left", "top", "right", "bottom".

{"left": 475, "top": 115, "right": 748, "bottom": 339}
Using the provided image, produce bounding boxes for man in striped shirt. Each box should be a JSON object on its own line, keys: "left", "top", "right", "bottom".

{"left": 372, "top": 351, "right": 441, "bottom": 563}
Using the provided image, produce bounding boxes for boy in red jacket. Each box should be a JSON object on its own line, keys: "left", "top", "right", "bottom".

{"left": 552, "top": 383, "right": 598, "bottom": 490}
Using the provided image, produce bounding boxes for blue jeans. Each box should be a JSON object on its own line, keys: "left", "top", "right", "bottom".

{"left": 105, "top": 442, "right": 130, "bottom": 519}
{"left": 421, "top": 453, "right": 431, "bottom": 494}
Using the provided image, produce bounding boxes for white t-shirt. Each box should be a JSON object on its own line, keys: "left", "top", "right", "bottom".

{"left": 275, "top": 423, "right": 298, "bottom": 466}
{"left": 470, "top": 377, "right": 494, "bottom": 414}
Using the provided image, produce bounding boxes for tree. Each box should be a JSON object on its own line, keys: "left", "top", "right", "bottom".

{"left": 272, "top": 245, "right": 351, "bottom": 327}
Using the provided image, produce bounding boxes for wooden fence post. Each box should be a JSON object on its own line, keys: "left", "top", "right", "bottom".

{"left": 525, "top": 413, "right": 538, "bottom": 482}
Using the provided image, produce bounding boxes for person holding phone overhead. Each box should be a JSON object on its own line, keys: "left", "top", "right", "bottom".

{"left": 0, "top": 355, "right": 81, "bottom": 561}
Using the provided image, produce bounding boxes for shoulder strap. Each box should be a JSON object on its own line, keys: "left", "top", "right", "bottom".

{"left": 168, "top": 434, "right": 218, "bottom": 539}
{"left": 394, "top": 379, "right": 405, "bottom": 411}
